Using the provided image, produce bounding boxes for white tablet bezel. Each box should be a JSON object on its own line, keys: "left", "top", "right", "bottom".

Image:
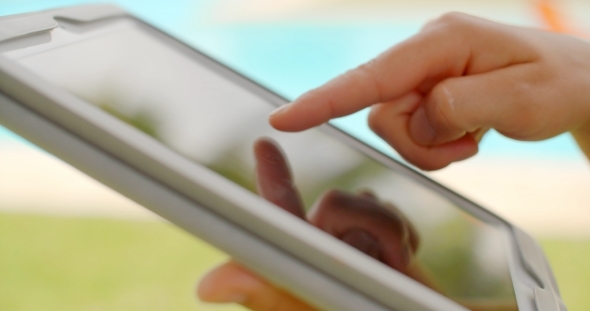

{"left": 0, "top": 5, "right": 565, "bottom": 311}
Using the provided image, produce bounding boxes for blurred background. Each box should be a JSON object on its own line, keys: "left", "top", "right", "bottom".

{"left": 1, "top": 0, "right": 590, "bottom": 310}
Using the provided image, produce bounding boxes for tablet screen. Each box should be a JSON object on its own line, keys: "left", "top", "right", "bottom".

{"left": 12, "top": 19, "right": 517, "bottom": 308}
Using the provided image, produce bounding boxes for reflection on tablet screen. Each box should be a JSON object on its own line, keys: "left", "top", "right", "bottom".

{"left": 12, "top": 19, "right": 517, "bottom": 309}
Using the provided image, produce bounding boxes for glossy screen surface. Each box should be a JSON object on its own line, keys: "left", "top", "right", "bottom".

{"left": 8, "top": 19, "right": 517, "bottom": 309}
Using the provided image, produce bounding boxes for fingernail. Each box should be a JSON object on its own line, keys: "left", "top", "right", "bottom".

{"left": 409, "top": 106, "right": 437, "bottom": 146}
{"left": 270, "top": 104, "right": 290, "bottom": 117}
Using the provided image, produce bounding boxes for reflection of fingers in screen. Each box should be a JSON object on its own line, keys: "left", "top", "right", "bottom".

{"left": 250, "top": 138, "right": 518, "bottom": 310}
{"left": 252, "top": 138, "right": 435, "bottom": 296}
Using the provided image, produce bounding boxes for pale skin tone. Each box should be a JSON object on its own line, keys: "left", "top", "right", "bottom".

{"left": 197, "top": 12, "right": 590, "bottom": 311}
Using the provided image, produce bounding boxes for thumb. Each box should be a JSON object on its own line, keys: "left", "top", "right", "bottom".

{"left": 409, "top": 64, "right": 540, "bottom": 146}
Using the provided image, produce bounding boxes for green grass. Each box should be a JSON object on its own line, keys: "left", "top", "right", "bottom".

{"left": 0, "top": 212, "right": 588, "bottom": 311}
{"left": 540, "top": 240, "right": 590, "bottom": 311}
{"left": 0, "top": 212, "right": 244, "bottom": 311}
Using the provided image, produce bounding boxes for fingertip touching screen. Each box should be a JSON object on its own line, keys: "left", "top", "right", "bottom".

{"left": 6, "top": 17, "right": 518, "bottom": 310}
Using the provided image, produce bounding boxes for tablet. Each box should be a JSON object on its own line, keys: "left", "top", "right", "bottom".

{"left": 0, "top": 5, "right": 566, "bottom": 311}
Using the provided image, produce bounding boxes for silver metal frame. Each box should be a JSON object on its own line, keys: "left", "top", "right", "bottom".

{"left": 0, "top": 5, "right": 565, "bottom": 311}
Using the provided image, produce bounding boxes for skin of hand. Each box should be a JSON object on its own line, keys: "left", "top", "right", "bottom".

{"left": 197, "top": 137, "right": 423, "bottom": 311}
{"left": 269, "top": 13, "right": 590, "bottom": 170}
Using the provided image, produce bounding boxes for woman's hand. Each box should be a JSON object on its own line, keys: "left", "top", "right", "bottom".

{"left": 269, "top": 13, "right": 590, "bottom": 169}
{"left": 197, "top": 138, "right": 422, "bottom": 311}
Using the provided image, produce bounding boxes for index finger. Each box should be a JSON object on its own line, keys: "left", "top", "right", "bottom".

{"left": 268, "top": 33, "right": 461, "bottom": 132}
{"left": 268, "top": 13, "right": 533, "bottom": 132}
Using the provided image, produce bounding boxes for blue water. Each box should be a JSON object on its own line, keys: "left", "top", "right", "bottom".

{"left": 0, "top": 0, "right": 584, "bottom": 160}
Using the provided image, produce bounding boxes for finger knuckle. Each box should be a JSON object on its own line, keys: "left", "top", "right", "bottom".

{"left": 368, "top": 105, "right": 400, "bottom": 149}
{"left": 368, "top": 105, "right": 386, "bottom": 136}
{"left": 423, "top": 12, "right": 474, "bottom": 39}
{"left": 401, "top": 149, "right": 450, "bottom": 171}
{"left": 437, "top": 12, "right": 470, "bottom": 25}
{"left": 319, "top": 189, "right": 345, "bottom": 205}
{"left": 357, "top": 58, "right": 378, "bottom": 73}
{"left": 308, "top": 189, "right": 345, "bottom": 225}
{"left": 428, "top": 82, "right": 461, "bottom": 131}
